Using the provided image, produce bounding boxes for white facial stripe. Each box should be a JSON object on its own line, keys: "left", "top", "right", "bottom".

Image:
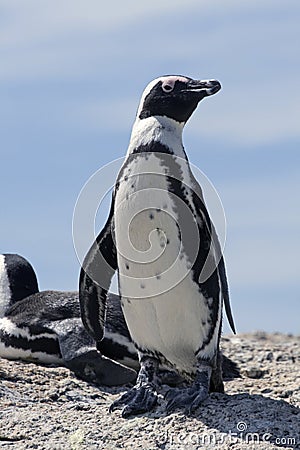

{"left": 136, "top": 77, "right": 162, "bottom": 118}
{"left": 136, "top": 75, "right": 189, "bottom": 118}
{"left": 0, "top": 255, "right": 11, "bottom": 318}
{"left": 161, "top": 76, "right": 189, "bottom": 91}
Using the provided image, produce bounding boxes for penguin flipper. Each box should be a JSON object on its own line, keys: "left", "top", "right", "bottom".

{"left": 191, "top": 188, "right": 236, "bottom": 334}
{"left": 79, "top": 195, "right": 117, "bottom": 342}
{"left": 218, "top": 256, "right": 236, "bottom": 334}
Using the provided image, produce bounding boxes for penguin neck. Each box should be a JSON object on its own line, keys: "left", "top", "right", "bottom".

{"left": 126, "top": 116, "right": 186, "bottom": 159}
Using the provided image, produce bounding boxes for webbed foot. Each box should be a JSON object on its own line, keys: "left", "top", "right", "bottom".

{"left": 166, "top": 366, "right": 211, "bottom": 414}
{"left": 109, "top": 355, "right": 159, "bottom": 417}
{"left": 109, "top": 383, "right": 158, "bottom": 418}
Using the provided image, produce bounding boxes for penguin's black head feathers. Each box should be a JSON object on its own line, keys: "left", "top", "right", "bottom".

{"left": 3, "top": 254, "right": 39, "bottom": 304}
{"left": 138, "top": 75, "right": 221, "bottom": 123}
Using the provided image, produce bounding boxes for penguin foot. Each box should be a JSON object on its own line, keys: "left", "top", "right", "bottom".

{"left": 165, "top": 384, "right": 209, "bottom": 414}
{"left": 165, "top": 367, "right": 211, "bottom": 414}
{"left": 110, "top": 355, "right": 159, "bottom": 417}
{"left": 109, "top": 383, "right": 158, "bottom": 418}
{"left": 66, "top": 350, "right": 137, "bottom": 386}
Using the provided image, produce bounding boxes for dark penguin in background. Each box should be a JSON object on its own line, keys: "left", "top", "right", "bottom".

{"left": 79, "top": 75, "right": 236, "bottom": 417}
{"left": 0, "top": 253, "right": 137, "bottom": 385}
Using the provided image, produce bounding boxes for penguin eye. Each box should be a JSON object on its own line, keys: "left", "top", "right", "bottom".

{"left": 162, "top": 83, "right": 174, "bottom": 93}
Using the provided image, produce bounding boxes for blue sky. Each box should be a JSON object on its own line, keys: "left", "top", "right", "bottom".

{"left": 1, "top": 0, "right": 299, "bottom": 334}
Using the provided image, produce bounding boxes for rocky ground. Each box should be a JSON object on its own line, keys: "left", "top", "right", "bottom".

{"left": 0, "top": 332, "right": 299, "bottom": 450}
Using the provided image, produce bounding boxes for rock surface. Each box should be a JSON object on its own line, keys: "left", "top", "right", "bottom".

{"left": 0, "top": 332, "right": 299, "bottom": 450}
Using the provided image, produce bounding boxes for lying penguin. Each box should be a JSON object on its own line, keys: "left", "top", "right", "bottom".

{"left": 0, "top": 253, "right": 137, "bottom": 385}
{"left": 0, "top": 254, "right": 238, "bottom": 390}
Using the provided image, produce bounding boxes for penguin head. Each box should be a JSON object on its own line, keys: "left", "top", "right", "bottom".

{"left": 137, "top": 75, "right": 221, "bottom": 124}
{"left": 0, "top": 254, "right": 39, "bottom": 312}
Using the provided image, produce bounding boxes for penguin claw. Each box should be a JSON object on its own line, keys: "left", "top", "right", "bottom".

{"left": 109, "top": 389, "right": 135, "bottom": 413}
{"left": 187, "top": 389, "right": 209, "bottom": 414}
{"left": 109, "top": 384, "right": 158, "bottom": 417}
{"left": 165, "top": 385, "right": 209, "bottom": 413}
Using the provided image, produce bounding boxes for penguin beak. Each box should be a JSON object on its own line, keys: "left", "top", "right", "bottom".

{"left": 185, "top": 79, "right": 221, "bottom": 97}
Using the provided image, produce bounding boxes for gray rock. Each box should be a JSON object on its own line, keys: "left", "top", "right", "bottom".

{"left": 0, "top": 332, "right": 299, "bottom": 449}
{"left": 243, "top": 367, "right": 267, "bottom": 379}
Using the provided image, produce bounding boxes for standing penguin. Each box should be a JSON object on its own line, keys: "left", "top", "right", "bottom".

{"left": 79, "top": 75, "right": 236, "bottom": 417}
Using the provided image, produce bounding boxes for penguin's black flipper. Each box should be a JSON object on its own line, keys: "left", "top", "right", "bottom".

{"left": 190, "top": 189, "right": 236, "bottom": 334}
{"left": 79, "top": 194, "right": 118, "bottom": 342}
{"left": 218, "top": 256, "right": 236, "bottom": 334}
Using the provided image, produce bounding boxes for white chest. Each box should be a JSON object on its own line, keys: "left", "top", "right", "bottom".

{"left": 114, "top": 153, "right": 221, "bottom": 373}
